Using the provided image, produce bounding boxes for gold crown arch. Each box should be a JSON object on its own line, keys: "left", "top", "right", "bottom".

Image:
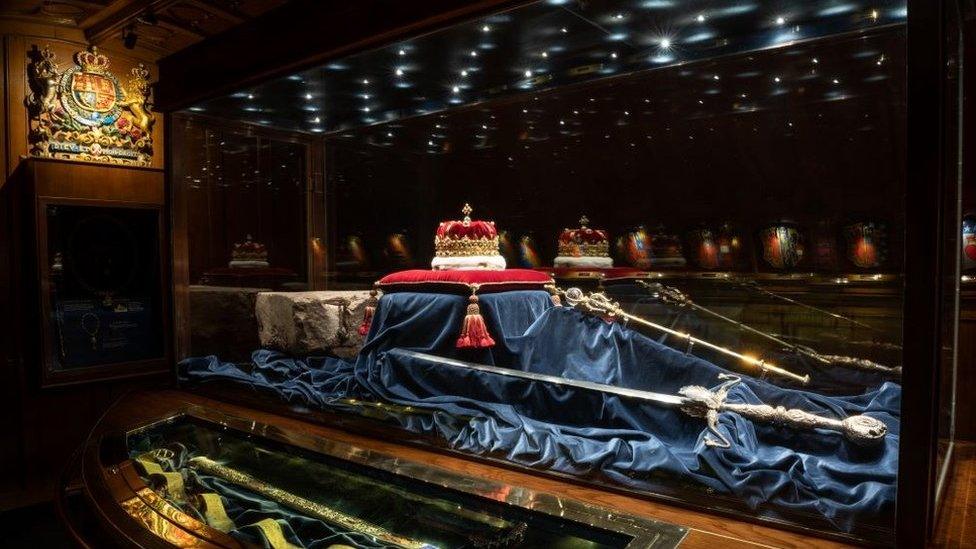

{"left": 26, "top": 45, "right": 155, "bottom": 166}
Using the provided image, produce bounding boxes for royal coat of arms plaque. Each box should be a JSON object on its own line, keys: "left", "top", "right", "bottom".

{"left": 26, "top": 45, "right": 155, "bottom": 166}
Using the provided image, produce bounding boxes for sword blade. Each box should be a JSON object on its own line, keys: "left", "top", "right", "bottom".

{"left": 391, "top": 349, "right": 687, "bottom": 408}
{"left": 391, "top": 350, "right": 888, "bottom": 446}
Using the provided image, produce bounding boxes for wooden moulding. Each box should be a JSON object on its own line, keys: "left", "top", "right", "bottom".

{"left": 10, "top": 158, "right": 171, "bottom": 388}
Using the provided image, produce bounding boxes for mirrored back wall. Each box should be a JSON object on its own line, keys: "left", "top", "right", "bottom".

{"left": 323, "top": 26, "right": 906, "bottom": 286}
{"left": 171, "top": 115, "right": 321, "bottom": 291}
{"left": 173, "top": 27, "right": 906, "bottom": 291}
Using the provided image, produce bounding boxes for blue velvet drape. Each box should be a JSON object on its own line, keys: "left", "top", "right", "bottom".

{"left": 131, "top": 442, "right": 391, "bottom": 548}
{"left": 181, "top": 290, "right": 899, "bottom": 537}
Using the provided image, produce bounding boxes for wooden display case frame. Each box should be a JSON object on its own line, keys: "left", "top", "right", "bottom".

{"left": 5, "top": 158, "right": 171, "bottom": 387}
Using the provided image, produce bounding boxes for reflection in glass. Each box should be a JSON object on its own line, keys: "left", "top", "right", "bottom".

{"left": 46, "top": 205, "right": 163, "bottom": 369}
{"left": 127, "top": 417, "right": 653, "bottom": 549}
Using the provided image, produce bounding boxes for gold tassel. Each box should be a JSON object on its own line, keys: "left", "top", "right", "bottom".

{"left": 358, "top": 285, "right": 380, "bottom": 336}
{"left": 456, "top": 285, "right": 496, "bottom": 349}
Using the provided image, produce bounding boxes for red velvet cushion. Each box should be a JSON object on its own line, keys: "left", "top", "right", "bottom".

{"left": 377, "top": 269, "right": 553, "bottom": 294}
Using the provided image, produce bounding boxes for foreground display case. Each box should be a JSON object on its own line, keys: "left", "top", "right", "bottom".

{"left": 62, "top": 391, "right": 686, "bottom": 548}
{"left": 159, "top": 0, "right": 965, "bottom": 546}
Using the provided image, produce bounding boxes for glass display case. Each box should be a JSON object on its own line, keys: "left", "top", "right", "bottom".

{"left": 2, "top": 158, "right": 170, "bottom": 387}
{"left": 45, "top": 204, "right": 165, "bottom": 371}
{"left": 130, "top": 415, "right": 685, "bottom": 548}
{"left": 161, "top": 0, "right": 965, "bottom": 546}
{"left": 62, "top": 392, "right": 685, "bottom": 548}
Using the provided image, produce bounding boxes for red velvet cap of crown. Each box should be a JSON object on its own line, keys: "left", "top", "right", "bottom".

{"left": 559, "top": 226, "right": 609, "bottom": 244}
{"left": 436, "top": 219, "right": 498, "bottom": 240}
{"left": 434, "top": 203, "right": 502, "bottom": 259}
{"left": 559, "top": 216, "right": 608, "bottom": 244}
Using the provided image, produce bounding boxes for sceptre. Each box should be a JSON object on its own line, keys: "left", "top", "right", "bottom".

{"left": 637, "top": 281, "right": 902, "bottom": 377}
{"left": 556, "top": 286, "right": 811, "bottom": 385}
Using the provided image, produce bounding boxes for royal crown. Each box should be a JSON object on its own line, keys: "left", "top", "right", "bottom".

{"left": 431, "top": 203, "right": 506, "bottom": 270}
{"left": 554, "top": 215, "right": 613, "bottom": 269}
{"left": 434, "top": 203, "right": 500, "bottom": 257}
{"left": 231, "top": 235, "right": 268, "bottom": 262}
{"left": 28, "top": 46, "right": 58, "bottom": 80}
{"left": 75, "top": 47, "right": 110, "bottom": 74}
{"left": 558, "top": 215, "right": 610, "bottom": 257}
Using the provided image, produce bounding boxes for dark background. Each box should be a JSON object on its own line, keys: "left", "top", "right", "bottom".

{"left": 325, "top": 29, "right": 907, "bottom": 278}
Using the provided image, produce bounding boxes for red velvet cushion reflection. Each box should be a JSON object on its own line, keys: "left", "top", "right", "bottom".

{"left": 377, "top": 269, "right": 553, "bottom": 293}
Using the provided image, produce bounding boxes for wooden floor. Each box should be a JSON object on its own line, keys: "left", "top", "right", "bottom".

{"left": 934, "top": 441, "right": 976, "bottom": 548}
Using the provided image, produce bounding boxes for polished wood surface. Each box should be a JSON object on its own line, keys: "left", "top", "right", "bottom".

{"left": 15, "top": 158, "right": 171, "bottom": 386}
{"left": 0, "top": 33, "right": 7, "bottom": 183}
{"left": 30, "top": 158, "right": 164, "bottom": 204}
{"left": 933, "top": 442, "right": 976, "bottom": 548}
{"left": 957, "top": 290, "right": 976, "bottom": 441}
{"left": 897, "top": 2, "right": 959, "bottom": 546}
{"left": 81, "top": 389, "right": 858, "bottom": 549}
{"left": 0, "top": 158, "right": 171, "bottom": 504}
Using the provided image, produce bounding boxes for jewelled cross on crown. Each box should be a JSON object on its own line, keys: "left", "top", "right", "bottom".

{"left": 462, "top": 202, "right": 473, "bottom": 225}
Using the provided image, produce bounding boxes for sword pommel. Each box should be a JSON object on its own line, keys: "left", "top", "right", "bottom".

{"left": 841, "top": 415, "right": 889, "bottom": 445}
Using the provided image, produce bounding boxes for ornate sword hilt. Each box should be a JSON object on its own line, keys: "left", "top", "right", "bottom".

{"left": 637, "top": 281, "right": 691, "bottom": 307}
{"left": 563, "top": 288, "right": 622, "bottom": 319}
{"left": 818, "top": 354, "right": 903, "bottom": 376}
{"left": 679, "top": 374, "right": 888, "bottom": 448}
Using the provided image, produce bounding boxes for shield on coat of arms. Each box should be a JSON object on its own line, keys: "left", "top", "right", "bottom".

{"left": 70, "top": 72, "right": 117, "bottom": 113}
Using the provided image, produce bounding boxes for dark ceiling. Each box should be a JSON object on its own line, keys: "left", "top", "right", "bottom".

{"left": 185, "top": 0, "right": 908, "bottom": 134}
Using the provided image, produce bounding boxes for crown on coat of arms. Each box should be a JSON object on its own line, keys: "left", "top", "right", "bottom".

{"left": 130, "top": 63, "right": 150, "bottom": 82}
{"left": 37, "top": 45, "right": 56, "bottom": 65}
{"left": 75, "top": 47, "right": 110, "bottom": 74}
